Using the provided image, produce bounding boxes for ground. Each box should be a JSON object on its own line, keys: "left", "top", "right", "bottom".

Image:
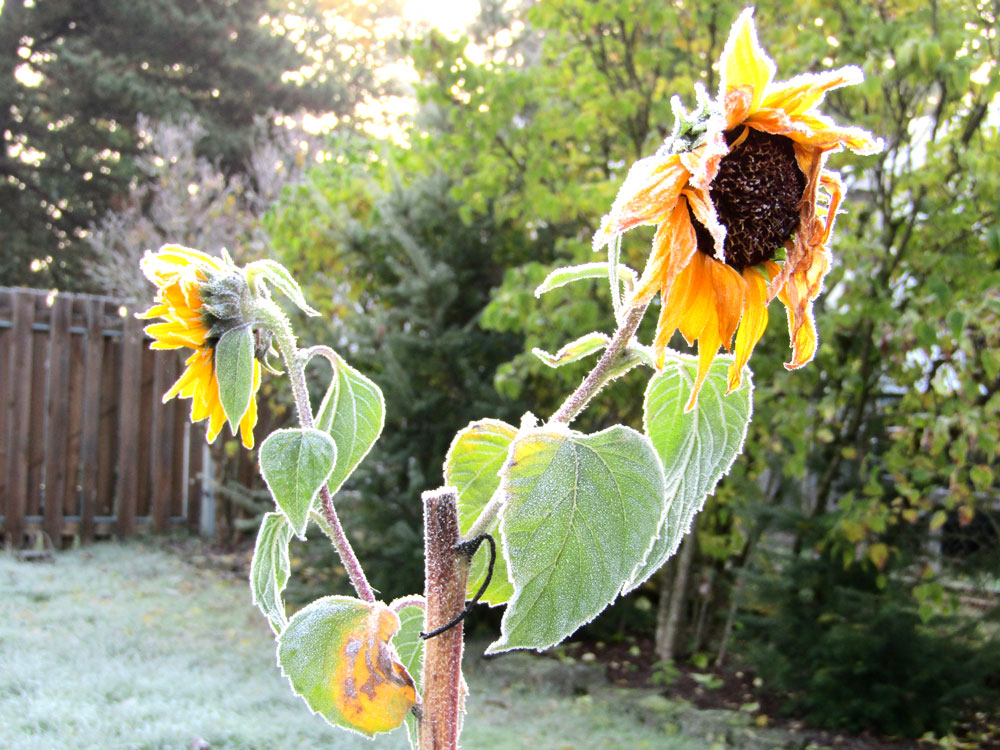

{"left": 3, "top": 540, "right": 992, "bottom": 750}
{"left": 1, "top": 541, "right": 701, "bottom": 750}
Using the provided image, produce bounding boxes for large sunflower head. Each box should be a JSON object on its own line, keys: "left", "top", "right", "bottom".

{"left": 594, "top": 7, "right": 882, "bottom": 409}
{"left": 137, "top": 245, "right": 262, "bottom": 448}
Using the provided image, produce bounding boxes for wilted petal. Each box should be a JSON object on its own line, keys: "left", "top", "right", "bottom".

{"left": 594, "top": 154, "right": 688, "bottom": 249}
{"left": 719, "top": 7, "right": 775, "bottom": 128}
{"left": 762, "top": 66, "right": 865, "bottom": 116}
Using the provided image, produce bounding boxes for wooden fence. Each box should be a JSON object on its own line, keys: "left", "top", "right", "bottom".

{"left": 0, "top": 287, "right": 204, "bottom": 548}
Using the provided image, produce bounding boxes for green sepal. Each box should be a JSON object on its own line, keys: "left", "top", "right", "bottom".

{"left": 215, "top": 324, "right": 255, "bottom": 433}
{"left": 259, "top": 428, "right": 337, "bottom": 538}
{"left": 245, "top": 259, "right": 320, "bottom": 317}
{"left": 534, "top": 261, "right": 637, "bottom": 298}
{"left": 532, "top": 332, "right": 609, "bottom": 369}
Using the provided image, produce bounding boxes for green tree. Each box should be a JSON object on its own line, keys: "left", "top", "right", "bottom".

{"left": 407, "top": 0, "right": 1000, "bottom": 687}
{"left": 0, "top": 0, "right": 395, "bottom": 288}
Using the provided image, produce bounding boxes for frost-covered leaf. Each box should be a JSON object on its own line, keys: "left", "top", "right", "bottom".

{"left": 390, "top": 598, "right": 426, "bottom": 750}
{"left": 259, "top": 428, "right": 337, "bottom": 538}
{"left": 624, "top": 355, "right": 752, "bottom": 592}
{"left": 315, "top": 351, "right": 385, "bottom": 498}
{"left": 215, "top": 325, "right": 255, "bottom": 432}
{"left": 534, "top": 261, "right": 637, "bottom": 297}
{"left": 488, "top": 425, "right": 666, "bottom": 653}
{"left": 245, "top": 259, "right": 320, "bottom": 316}
{"left": 278, "top": 597, "right": 416, "bottom": 737}
{"left": 249, "top": 512, "right": 293, "bottom": 632}
{"left": 445, "top": 420, "right": 517, "bottom": 606}
{"left": 532, "top": 332, "right": 609, "bottom": 369}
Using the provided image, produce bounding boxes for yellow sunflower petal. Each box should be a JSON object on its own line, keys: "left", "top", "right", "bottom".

{"left": 777, "top": 275, "right": 819, "bottom": 369}
{"left": 708, "top": 258, "right": 746, "bottom": 351}
{"left": 748, "top": 109, "right": 882, "bottom": 154}
{"left": 154, "top": 244, "right": 223, "bottom": 271}
{"left": 684, "top": 186, "right": 726, "bottom": 261}
{"left": 207, "top": 401, "right": 227, "bottom": 444}
{"left": 719, "top": 7, "right": 775, "bottom": 128}
{"left": 728, "top": 267, "right": 770, "bottom": 391}
{"left": 687, "top": 307, "right": 722, "bottom": 412}
{"left": 136, "top": 303, "right": 168, "bottom": 320}
{"left": 761, "top": 66, "right": 864, "bottom": 116}
{"left": 677, "top": 253, "right": 717, "bottom": 346}
{"left": 144, "top": 321, "right": 207, "bottom": 348}
{"left": 593, "top": 153, "right": 689, "bottom": 249}
{"left": 238, "top": 360, "right": 262, "bottom": 449}
{"left": 679, "top": 129, "right": 728, "bottom": 192}
{"left": 634, "top": 197, "right": 698, "bottom": 302}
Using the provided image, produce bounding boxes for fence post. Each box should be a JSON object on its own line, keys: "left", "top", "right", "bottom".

{"left": 44, "top": 295, "right": 72, "bottom": 544}
{"left": 115, "top": 312, "right": 143, "bottom": 536}
{"left": 79, "top": 299, "right": 105, "bottom": 542}
{"left": 4, "top": 292, "right": 36, "bottom": 546}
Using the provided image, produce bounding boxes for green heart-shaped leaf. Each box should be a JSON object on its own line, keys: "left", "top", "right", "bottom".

{"left": 624, "top": 354, "right": 752, "bottom": 592}
{"left": 259, "top": 428, "right": 337, "bottom": 538}
{"left": 488, "top": 425, "right": 666, "bottom": 653}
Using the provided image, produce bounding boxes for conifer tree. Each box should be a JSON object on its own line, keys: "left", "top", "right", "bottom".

{"left": 0, "top": 0, "right": 393, "bottom": 288}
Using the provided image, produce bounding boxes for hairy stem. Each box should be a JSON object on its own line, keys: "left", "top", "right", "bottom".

{"left": 550, "top": 299, "right": 650, "bottom": 424}
{"left": 259, "top": 299, "right": 375, "bottom": 603}
{"left": 419, "top": 488, "right": 470, "bottom": 750}
{"left": 461, "top": 298, "right": 651, "bottom": 544}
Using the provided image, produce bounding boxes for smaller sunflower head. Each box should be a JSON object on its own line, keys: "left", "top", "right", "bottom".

{"left": 137, "top": 245, "right": 263, "bottom": 448}
{"left": 594, "top": 7, "right": 882, "bottom": 410}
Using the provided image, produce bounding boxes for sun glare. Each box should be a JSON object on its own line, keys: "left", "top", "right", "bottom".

{"left": 404, "top": 0, "right": 480, "bottom": 38}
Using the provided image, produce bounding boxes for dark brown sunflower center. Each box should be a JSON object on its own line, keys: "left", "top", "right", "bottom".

{"left": 693, "top": 128, "right": 806, "bottom": 271}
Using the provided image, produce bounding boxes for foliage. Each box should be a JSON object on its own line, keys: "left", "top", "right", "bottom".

{"left": 408, "top": 0, "right": 1000, "bottom": 689}
{"left": 265, "top": 151, "right": 545, "bottom": 599}
{"left": 120, "top": 0, "right": 1000, "bottom": 744}
{"left": 84, "top": 115, "right": 319, "bottom": 302}
{"left": 741, "top": 552, "right": 1000, "bottom": 737}
{"left": 0, "top": 0, "right": 395, "bottom": 288}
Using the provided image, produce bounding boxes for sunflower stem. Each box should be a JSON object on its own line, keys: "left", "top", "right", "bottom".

{"left": 550, "top": 299, "right": 650, "bottom": 425}
{"left": 257, "top": 298, "right": 376, "bottom": 604}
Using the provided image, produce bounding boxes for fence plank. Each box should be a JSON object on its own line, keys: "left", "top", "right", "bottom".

{"left": 136, "top": 348, "right": 154, "bottom": 519}
{"left": 26, "top": 310, "right": 48, "bottom": 517}
{"left": 4, "top": 292, "right": 36, "bottom": 545}
{"left": 115, "top": 313, "right": 143, "bottom": 536}
{"left": 62, "top": 299, "right": 87, "bottom": 519}
{"left": 0, "top": 290, "right": 10, "bottom": 509}
{"left": 150, "top": 351, "right": 177, "bottom": 532}
{"left": 170, "top": 391, "right": 187, "bottom": 518}
{"left": 187, "top": 425, "right": 203, "bottom": 532}
{"left": 79, "top": 299, "right": 105, "bottom": 542}
{"left": 44, "top": 294, "right": 72, "bottom": 544}
{"left": 96, "top": 333, "right": 118, "bottom": 519}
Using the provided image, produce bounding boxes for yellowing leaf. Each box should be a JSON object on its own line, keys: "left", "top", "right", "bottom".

{"left": 868, "top": 542, "right": 889, "bottom": 571}
{"left": 277, "top": 596, "right": 417, "bottom": 737}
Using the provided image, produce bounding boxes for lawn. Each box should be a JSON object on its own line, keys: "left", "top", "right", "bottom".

{"left": 1, "top": 542, "right": 705, "bottom": 750}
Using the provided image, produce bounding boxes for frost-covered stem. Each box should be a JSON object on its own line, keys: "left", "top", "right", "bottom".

{"left": 463, "top": 494, "right": 502, "bottom": 543}
{"left": 420, "top": 488, "right": 470, "bottom": 750}
{"left": 258, "top": 298, "right": 375, "bottom": 604}
{"left": 550, "top": 298, "right": 650, "bottom": 424}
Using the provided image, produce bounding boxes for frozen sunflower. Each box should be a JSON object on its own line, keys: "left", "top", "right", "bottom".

{"left": 137, "top": 245, "right": 262, "bottom": 448}
{"left": 594, "top": 7, "right": 882, "bottom": 409}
